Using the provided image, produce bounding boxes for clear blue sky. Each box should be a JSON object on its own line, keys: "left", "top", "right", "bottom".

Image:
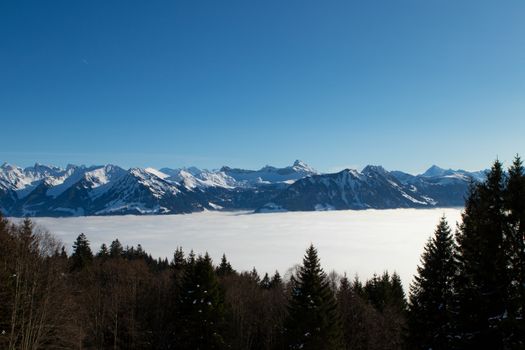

{"left": 1, "top": 0, "right": 524, "bottom": 174}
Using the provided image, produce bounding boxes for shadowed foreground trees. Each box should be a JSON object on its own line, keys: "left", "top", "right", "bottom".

{"left": 408, "top": 157, "right": 525, "bottom": 349}
{"left": 0, "top": 218, "right": 408, "bottom": 349}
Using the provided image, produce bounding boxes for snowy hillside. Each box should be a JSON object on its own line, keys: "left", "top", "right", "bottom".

{"left": 0, "top": 161, "right": 484, "bottom": 217}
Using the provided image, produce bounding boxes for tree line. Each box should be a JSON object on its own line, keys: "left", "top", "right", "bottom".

{"left": 0, "top": 156, "right": 524, "bottom": 349}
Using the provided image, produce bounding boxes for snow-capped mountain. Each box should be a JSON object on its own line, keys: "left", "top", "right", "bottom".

{"left": 257, "top": 165, "right": 485, "bottom": 212}
{"left": 0, "top": 161, "right": 484, "bottom": 217}
{"left": 258, "top": 166, "right": 431, "bottom": 212}
{"left": 220, "top": 160, "right": 318, "bottom": 187}
{"left": 420, "top": 165, "right": 486, "bottom": 182}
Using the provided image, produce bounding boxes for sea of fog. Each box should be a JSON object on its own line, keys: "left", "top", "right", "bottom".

{"left": 27, "top": 208, "right": 463, "bottom": 289}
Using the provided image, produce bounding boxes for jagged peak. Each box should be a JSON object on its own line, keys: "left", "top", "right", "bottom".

{"left": 292, "top": 159, "right": 317, "bottom": 173}
{"left": 0, "top": 162, "right": 19, "bottom": 171}
{"left": 362, "top": 165, "right": 388, "bottom": 175}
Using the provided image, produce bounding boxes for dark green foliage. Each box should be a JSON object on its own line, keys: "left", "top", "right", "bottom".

{"left": 176, "top": 253, "right": 227, "bottom": 349}
{"left": 270, "top": 271, "right": 283, "bottom": 289}
{"left": 504, "top": 155, "right": 525, "bottom": 344}
{"left": 216, "top": 253, "right": 234, "bottom": 276}
{"left": 364, "top": 271, "right": 406, "bottom": 314}
{"left": 109, "top": 238, "right": 124, "bottom": 258}
{"left": 408, "top": 216, "right": 457, "bottom": 350}
{"left": 285, "top": 244, "right": 343, "bottom": 350}
{"left": 70, "top": 233, "right": 93, "bottom": 271}
{"left": 455, "top": 160, "right": 510, "bottom": 348}
{"left": 261, "top": 273, "right": 271, "bottom": 289}
{"left": 172, "top": 246, "right": 186, "bottom": 269}
{"left": 97, "top": 243, "right": 109, "bottom": 258}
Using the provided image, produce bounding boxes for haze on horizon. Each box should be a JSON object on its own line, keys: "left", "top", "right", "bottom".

{"left": 1, "top": 0, "right": 524, "bottom": 173}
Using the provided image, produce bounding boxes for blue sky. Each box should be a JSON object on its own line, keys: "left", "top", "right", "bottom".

{"left": 1, "top": 0, "right": 524, "bottom": 174}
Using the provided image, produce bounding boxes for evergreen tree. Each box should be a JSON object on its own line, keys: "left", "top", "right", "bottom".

{"left": 70, "top": 233, "right": 93, "bottom": 271}
{"left": 216, "top": 253, "right": 234, "bottom": 276}
{"left": 408, "top": 216, "right": 457, "bottom": 350}
{"left": 389, "top": 272, "right": 407, "bottom": 312}
{"left": 455, "top": 160, "right": 510, "bottom": 348}
{"left": 97, "top": 243, "right": 109, "bottom": 259}
{"left": 285, "top": 244, "right": 343, "bottom": 349}
{"left": 175, "top": 253, "right": 227, "bottom": 349}
{"left": 109, "top": 238, "right": 123, "bottom": 258}
{"left": 504, "top": 155, "right": 525, "bottom": 345}
{"left": 336, "top": 275, "right": 353, "bottom": 349}
{"left": 270, "top": 270, "right": 283, "bottom": 289}
{"left": 260, "top": 273, "right": 271, "bottom": 289}
{"left": 248, "top": 267, "right": 260, "bottom": 284}
{"left": 171, "top": 246, "right": 186, "bottom": 269}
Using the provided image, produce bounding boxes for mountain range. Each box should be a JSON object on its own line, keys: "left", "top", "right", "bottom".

{"left": 0, "top": 160, "right": 485, "bottom": 217}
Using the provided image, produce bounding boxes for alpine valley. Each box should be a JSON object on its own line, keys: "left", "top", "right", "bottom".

{"left": 0, "top": 160, "right": 485, "bottom": 217}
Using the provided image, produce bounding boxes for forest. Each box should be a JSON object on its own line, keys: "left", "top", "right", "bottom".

{"left": 1, "top": 157, "right": 524, "bottom": 350}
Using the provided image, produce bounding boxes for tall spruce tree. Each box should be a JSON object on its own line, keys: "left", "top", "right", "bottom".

{"left": 97, "top": 243, "right": 109, "bottom": 259}
{"left": 270, "top": 270, "right": 283, "bottom": 289}
{"left": 408, "top": 216, "right": 457, "bottom": 350}
{"left": 285, "top": 244, "right": 343, "bottom": 350}
{"left": 455, "top": 160, "right": 510, "bottom": 348}
{"left": 216, "top": 253, "right": 234, "bottom": 276}
{"left": 504, "top": 155, "right": 525, "bottom": 345}
{"left": 109, "top": 238, "right": 123, "bottom": 258}
{"left": 175, "top": 253, "right": 227, "bottom": 349}
{"left": 70, "top": 233, "right": 93, "bottom": 271}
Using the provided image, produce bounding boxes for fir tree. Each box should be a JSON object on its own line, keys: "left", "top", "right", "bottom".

{"left": 270, "top": 270, "right": 283, "bottom": 289}
{"left": 455, "top": 160, "right": 510, "bottom": 348}
{"left": 260, "top": 273, "right": 271, "bottom": 289}
{"left": 285, "top": 244, "right": 343, "bottom": 350}
{"left": 97, "top": 243, "right": 109, "bottom": 259}
{"left": 248, "top": 267, "right": 260, "bottom": 284}
{"left": 171, "top": 246, "right": 186, "bottom": 269}
{"left": 408, "top": 216, "right": 457, "bottom": 350}
{"left": 109, "top": 239, "right": 123, "bottom": 258}
{"left": 70, "top": 233, "right": 93, "bottom": 271}
{"left": 175, "top": 253, "right": 227, "bottom": 349}
{"left": 216, "top": 253, "right": 234, "bottom": 276}
{"left": 336, "top": 275, "right": 354, "bottom": 349}
{"left": 504, "top": 155, "right": 525, "bottom": 345}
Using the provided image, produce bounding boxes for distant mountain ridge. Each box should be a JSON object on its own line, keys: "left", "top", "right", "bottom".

{"left": 0, "top": 161, "right": 485, "bottom": 217}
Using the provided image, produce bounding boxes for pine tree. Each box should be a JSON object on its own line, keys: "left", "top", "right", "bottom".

{"left": 171, "top": 247, "right": 186, "bottom": 269}
{"left": 270, "top": 270, "right": 283, "bottom": 289}
{"left": 175, "top": 253, "right": 227, "bottom": 349}
{"left": 97, "top": 243, "right": 109, "bottom": 259}
{"left": 260, "top": 273, "right": 271, "bottom": 289}
{"left": 408, "top": 216, "right": 457, "bottom": 350}
{"left": 248, "top": 267, "right": 260, "bottom": 284}
{"left": 337, "top": 275, "right": 354, "bottom": 349}
{"left": 455, "top": 160, "right": 510, "bottom": 348}
{"left": 504, "top": 155, "right": 525, "bottom": 345}
{"left": 216, "top": 253, "right": 234, "bottom": 276}
{"left": 285, "top": 244, "right": 343, "bottom": 349}
{"left": 109, "top": 239, "right": 123, "bottom": 258}
{"left": 70, "top": 233, "right": 93, "bottom": 271}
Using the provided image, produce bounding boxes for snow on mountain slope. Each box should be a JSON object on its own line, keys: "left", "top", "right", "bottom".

{"left": 145, "top": 167, "right": 170, "bottom": 180}
{"left": 0, "top": 163, "right": 78, "bottom": 198}
{"left": 257, "top": 164, "right": 466, "bottom": 212}
{"left": 0, "top": 160, "right": 482, "bottom": 217}
{"left": 91, "top": 168, "right": 210, "bottom": 215}
{"left": 420, "top": 165, "right": 486, "bottom": 182}
{"left": 220, "top": 160, "right": 318, "bottom": 186}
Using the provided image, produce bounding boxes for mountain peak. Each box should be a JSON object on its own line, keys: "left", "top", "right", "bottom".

{"left": 1, "top": 162, "right": 16, "bottom": 171}
{"left": 422, "top": 165, "right": 447, "bottom": 177}
{"left": 362, "top": 165, "right": 387, "bottom": 175}
{"left": 292, "top": 160, "right": 317, "bottom": 173}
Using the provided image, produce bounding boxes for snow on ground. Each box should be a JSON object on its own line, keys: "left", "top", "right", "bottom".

{"left": 28, "top": 208, "right": 463, "bottom": 290}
